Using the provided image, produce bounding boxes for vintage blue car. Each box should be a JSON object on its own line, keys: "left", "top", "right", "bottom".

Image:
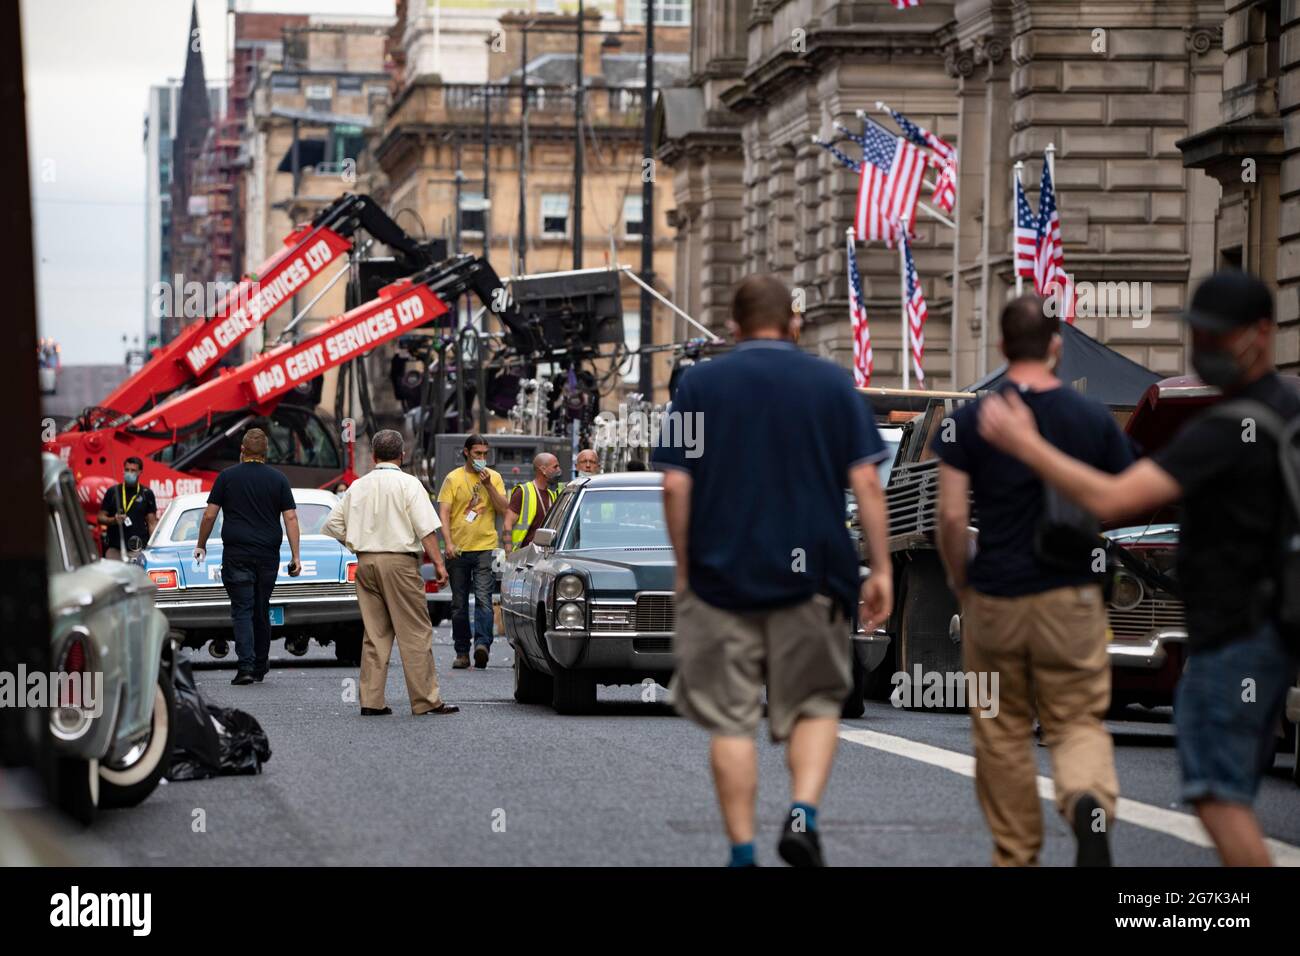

{"left": 502, "top": 472, "right": 874, "bottom": 715}
{"left": 142, "top": 488, "right": 367, "bottom": 664}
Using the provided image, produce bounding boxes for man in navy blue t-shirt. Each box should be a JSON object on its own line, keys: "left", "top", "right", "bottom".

{"left": 195, "top": 428, "right": 302, "bottom": 684}
{"left": 654, "top": 274, "right": 893, "bottom": 868}
{"left": 932, "top": 295, "right": 1132, "bottom": 868}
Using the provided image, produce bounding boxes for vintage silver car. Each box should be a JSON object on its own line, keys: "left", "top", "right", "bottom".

{"left": 44, "top": 454, "right": 175, "bottom": 823}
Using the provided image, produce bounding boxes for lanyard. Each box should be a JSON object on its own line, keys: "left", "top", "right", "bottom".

{"left": 121, "top": 483, "right": 139, "bottom": 516}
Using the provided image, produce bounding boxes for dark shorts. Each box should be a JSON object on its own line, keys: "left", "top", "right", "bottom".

{"left": 1175, "top": 621, "right": 1297, "bottom": 806}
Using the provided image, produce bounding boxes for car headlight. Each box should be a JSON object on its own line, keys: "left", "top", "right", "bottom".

{"left": 556, "top": 602, "right": 586, "bottom": 629}
{"left": 1110, "top": 570, "right": 1144, "bottom": 611}
{"left": 555, "top": 574, "right": 585, "bottom": 601}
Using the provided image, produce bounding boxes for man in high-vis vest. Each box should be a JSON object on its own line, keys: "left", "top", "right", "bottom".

{"left": 504, "top": 453, "right": 562, "bottom": 554}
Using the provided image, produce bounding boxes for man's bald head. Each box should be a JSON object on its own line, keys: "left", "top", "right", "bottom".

{"left": 533, "top": 452, "right": 559, "bottom": 481}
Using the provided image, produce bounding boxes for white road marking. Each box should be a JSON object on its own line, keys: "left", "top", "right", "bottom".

{"left": 838, "top": 725, "right": 1300, "bottom": 866}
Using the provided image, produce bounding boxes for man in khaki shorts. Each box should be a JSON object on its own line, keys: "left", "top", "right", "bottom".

{"left": 323, "top": 430, "right": 459, "bottom": 717}
{"left": 654, "top": 274, "right": 893, "bottom": 867}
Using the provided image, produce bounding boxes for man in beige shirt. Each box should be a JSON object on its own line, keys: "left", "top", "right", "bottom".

{"left": 323, "top": 429, "right": 458, "bottom": 716}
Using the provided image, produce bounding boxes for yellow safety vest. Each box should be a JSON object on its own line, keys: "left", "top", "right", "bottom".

{"left": 511, "top": 481, "right": 559, "bottom": 547}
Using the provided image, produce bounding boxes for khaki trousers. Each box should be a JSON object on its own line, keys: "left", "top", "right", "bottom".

{"left": 962, "top": 584, "right": 1119, "bottom": 866}
{"left": 355, "top": 552, "right": 443, "bottom": 714}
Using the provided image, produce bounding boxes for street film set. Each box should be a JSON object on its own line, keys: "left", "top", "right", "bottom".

{"left": 4, "top": 0, "right": 1300, "bottom": 936}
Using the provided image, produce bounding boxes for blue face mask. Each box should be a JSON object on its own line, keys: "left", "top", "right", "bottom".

{"left": 472, "top": 459, "right": 487, "bottom": 473}
{"left": 124, "top": 472, "right": 139, "bottom": 485}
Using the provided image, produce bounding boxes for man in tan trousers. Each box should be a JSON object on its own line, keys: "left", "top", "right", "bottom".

{"left": 324, "top": 429, "right": 459, "bottom": 717}
{"left": 933, "top": 296, "right": 1130, "bottom": 866}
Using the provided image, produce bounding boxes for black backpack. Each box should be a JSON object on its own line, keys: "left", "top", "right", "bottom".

{"left": 1205, "top": 398, "right": 1300, "bottom": 653}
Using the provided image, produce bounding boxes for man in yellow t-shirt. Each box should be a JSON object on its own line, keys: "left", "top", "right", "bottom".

{"left": 437, "top": 434, "right": 509, "bottom": 669}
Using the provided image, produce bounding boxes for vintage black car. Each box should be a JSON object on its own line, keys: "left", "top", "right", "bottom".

{"left": 502, "top": 473, "right": 675, "bottom": 714}
{"left": 502, "top": 471, "right": 878, "bottom": 716}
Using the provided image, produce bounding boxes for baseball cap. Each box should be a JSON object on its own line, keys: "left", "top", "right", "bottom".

{"left": 1182, "top": 270, "right": 1274, "bottom": 333}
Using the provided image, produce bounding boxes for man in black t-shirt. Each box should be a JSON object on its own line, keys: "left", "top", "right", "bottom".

{"left": 97, "top": 456, "right": 158, "bottom": 559}
{"left": 933, "top": 295, "right": 1132, "bottom": 868}
{"left": 195, "top": 428, "right": 302, "bottom": 685}
{"left": 979, "top": 271, "right": 1300, "bottom": 867}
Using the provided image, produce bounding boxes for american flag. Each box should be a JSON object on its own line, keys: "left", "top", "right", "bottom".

{"left": 1014, "top": 170, "right": 1037, "bottom": 279}
{"left": 887, "top": 107, "right": 956, "bottom": 213}
{"left": 855, "top": 118, "right": 928, "bottom": 247}
{"left": 846, "top": 232, "right": 873, "bottom": 386}
{"left": 1033, "top": 157, "right": 1075, "bottom": 323}
{"left": 902, "top": 235, "right": 927, "bottom": 383}
{"left": 890, "top": 0, "right": 920, "bottom": 8}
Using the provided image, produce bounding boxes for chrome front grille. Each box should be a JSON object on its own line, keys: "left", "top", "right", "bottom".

{"left": 1107, "top": 597, "right": 1185, "bottom": 641}
{"left": 633, "top": 594, "right": 674, "bottom": 632}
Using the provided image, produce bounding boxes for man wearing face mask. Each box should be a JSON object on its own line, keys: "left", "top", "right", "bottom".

{"left": 503, "top": 453, "right": 561, "bottom": 555}
{"left": 437, "top": 434, "right": 508, "bottom": 669}
{"left": 98, "top": 456, "right": 158, "bottom": 559}
{"left": 978, "top": 271, "right": 1300, "bottom": 866}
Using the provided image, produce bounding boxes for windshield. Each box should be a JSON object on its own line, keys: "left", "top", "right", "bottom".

{"left": 168, "top": 501, "right": 333, "bottom": 542}
{"left": 562, "top": 489, "right": 670, "bottom": 550}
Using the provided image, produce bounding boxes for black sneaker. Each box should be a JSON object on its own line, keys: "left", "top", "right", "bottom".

{"left": 473, "top": 645, "right": 489, "bottom": 669}
{"left": 231, "top": 671, "right": 256, "bottom": 686}
{"left": 253, "top": 669, "right": 268, "bottom": 683}
{"left": 777, "top": 819, "right": 826, "bottom": 867}
{"left": 1073, "top": 793, "right": 1112, "bottom": 867}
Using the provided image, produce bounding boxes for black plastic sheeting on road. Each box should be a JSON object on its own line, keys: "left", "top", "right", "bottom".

{"left": 166, "top": 656, "right": 272, "bottom": 781}
{"left": 966, "top": 322, "right": 1161, "bottom": 408}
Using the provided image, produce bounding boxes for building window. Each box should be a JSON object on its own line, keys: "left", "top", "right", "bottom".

{"left": 541, "top": 193, "right": 569, "bottom": 237}
{"left": 304, "top": 82, "right": 332, "bottom": 112}
{"left": 460, "top": 191, "right": 487, "bottom": 235}
{"left": 338, "top": 75, "right": 363, "bottom": 94}
{"left": 270, "top": 73, "right": 300, "bottom": 90}
{"left": 622, "top": 195, "right": 644, "bottom": 238}
{"left": 621, "top": 312, "right": 640, "bottom": 384}
{"left": 626, "top": 0, "right": 690, "bottom": 26}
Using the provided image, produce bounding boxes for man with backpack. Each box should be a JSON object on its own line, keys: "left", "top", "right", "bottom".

{"left": 979, "top": 270, "right": 1300, "bottom": 866}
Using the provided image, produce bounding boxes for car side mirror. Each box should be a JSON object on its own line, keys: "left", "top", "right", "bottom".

{"left": 532, "top": 527, "right": 557, "bottom": 549}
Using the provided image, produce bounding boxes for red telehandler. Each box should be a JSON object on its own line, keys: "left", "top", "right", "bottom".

{"left": 47, "top": 193, "right": 532, "bottom": 529}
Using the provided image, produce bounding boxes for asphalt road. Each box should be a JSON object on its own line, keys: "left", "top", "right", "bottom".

{"left": 29, "top": 627, "right": 1300, "bottom": 867}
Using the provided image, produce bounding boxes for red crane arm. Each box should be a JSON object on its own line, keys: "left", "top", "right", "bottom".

{"left": 101, "top": 221, "right": 353, "bottom": 417}
{"left": 127, "top": 278, "right": 449, "bottom": 438}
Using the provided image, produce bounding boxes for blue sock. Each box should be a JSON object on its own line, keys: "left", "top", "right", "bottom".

{"left": 790, "top": 802, "right": 818, "bottom": 832}
{"left": 729, "top": 842, "right": 756, "bottom": 867}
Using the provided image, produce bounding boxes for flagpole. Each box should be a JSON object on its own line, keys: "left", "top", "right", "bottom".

{"left": 1013, "top": 161, "right": 1024, "bottom": 297}
{"left": 950, "top": 144, "right": 960, "bottom": 390}
{"left": 899, "top": 238, "right": 910, "bottom": 390}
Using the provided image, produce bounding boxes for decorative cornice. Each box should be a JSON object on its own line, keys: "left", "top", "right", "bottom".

{"left": 1185, "top": 24, "right": 1223, "bottom": 57}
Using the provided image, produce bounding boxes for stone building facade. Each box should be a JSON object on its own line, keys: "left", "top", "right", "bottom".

{"left": 658, "top": 0, "right": 1299, "bottom": 389}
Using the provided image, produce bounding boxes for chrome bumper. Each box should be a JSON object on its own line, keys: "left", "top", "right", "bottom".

{"left": 853, "top": 626, "right": 892, "bottom": 673}
{"left": 545, "top": 629, "right": 676, "bottom": 672}
{"left": 155, "top": 592, "right": 361, "bottom": 629}
{"left": 1107, "top": 628, "right": 1187, "bottom": 670}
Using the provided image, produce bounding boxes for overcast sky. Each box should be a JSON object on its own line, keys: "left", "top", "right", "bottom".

{"left": 23, "top": 0, "right": 394, "bottom": 366}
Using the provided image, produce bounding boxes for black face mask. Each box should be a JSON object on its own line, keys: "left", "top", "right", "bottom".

{"left": 1191, "top": 328, "right": 1259, "bottom": 391}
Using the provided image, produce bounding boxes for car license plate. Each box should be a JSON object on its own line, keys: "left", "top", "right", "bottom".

{"left": 269, "top": 606, "right": 285, "bottom": 626}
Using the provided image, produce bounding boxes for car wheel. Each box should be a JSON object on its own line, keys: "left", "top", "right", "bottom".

{"left": 52, "top": 756, "right": 98, "bottom": 825}
{"left": 551, "top": 665, "right": 596, "bottom": 715}
{"left": 334, "top": 630, "right": 363, "bottom": 666}
{"left": 428, "top": 604, "right": 448, "bottom": 628}
{"left": 841, "top": 658, "right": 867, "bottom": 719}
{"left": 99, "top": 668, "right": 175, "bottom": 809}
{"left": 513, "top": 652, "right": 553, "bottom": 705}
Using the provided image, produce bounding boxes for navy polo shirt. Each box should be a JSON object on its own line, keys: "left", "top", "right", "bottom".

{"left": 652, "top": 339, "right": 888, "bottom": 616}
